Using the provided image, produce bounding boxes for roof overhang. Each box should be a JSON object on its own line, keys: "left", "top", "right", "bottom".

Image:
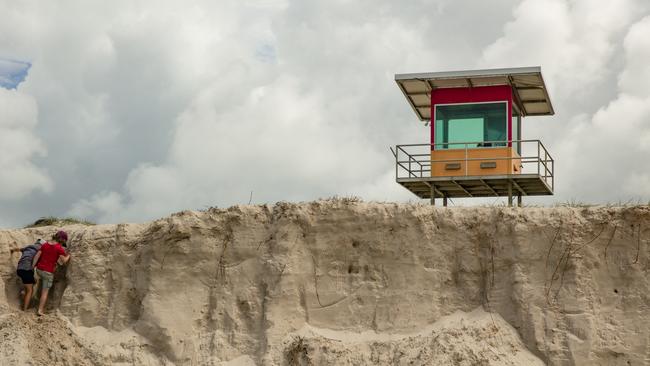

{"left": 395, "top": 66, "right": 554, "bottom": 121}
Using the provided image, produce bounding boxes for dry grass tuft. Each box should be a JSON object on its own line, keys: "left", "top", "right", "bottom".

{"left": 25, "top": 216, "right": 95, "bottom": 228}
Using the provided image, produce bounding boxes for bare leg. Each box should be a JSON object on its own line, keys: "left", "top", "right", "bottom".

{"left": 33, "top": 277, "right": 40, "bottom": 301}
{"left": 37, "top": 287, "right": 49, "bottom": 316}
{"left": 23, "top": 284, "right": 33, "bottom": 311}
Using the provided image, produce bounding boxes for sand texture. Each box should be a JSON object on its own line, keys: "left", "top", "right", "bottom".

{"left": 1, "top": 201, "right": 649, "bottom": 365}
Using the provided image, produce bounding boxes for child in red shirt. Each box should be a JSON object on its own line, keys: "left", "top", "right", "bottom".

{"left": 32, "top": 231, "right": 71, "bottom": 316}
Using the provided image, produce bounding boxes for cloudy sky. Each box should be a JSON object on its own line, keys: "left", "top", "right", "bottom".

{"left": 1, "top": 0, "right": 650, "bottom": 227}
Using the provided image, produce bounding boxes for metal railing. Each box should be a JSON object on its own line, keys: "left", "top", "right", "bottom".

{"left": 393, "top": 139, "right": 554, "bottom": 190}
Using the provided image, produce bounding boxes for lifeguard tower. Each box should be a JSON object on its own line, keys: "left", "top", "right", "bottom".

{"left": 393, "top": 67, "right": 554, "bottom": 206}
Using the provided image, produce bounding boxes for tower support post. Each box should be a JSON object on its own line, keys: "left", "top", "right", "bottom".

{"left": 508, "top": 181, "right": 513, "bottom": 207}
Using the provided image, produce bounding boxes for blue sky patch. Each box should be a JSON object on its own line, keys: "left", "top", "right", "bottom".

{"left": 0, "top": 59, "right": 31, "bottom": 89}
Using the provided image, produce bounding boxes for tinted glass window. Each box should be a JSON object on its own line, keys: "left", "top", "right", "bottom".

{"left": 434, "top": 103, "right": 507, "bottom": 149}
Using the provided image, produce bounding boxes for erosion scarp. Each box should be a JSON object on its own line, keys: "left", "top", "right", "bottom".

{"left": 1, "top": 202, "right": 649, "bottom": 365}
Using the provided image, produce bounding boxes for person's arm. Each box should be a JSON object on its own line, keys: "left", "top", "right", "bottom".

{"left": 59, "top": 253, "right": 71, "bottom": 265}
{"left": 32, "top": 250, "right": 42, "bottom": 268}
{"left": 57, "top": 246, "right": 70, "bottom": 265}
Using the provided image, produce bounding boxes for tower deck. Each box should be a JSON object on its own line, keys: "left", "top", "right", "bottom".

{"left": 394, "top": 140, "right": 554, "bottom": 203}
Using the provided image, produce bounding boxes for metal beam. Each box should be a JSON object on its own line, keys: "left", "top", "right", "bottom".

{"left": 394, "top": 66, "right": 542, "bottom": 81}
{"left": 422, "top": 79, "right": 433, "bottom": 91}
{"left": 537, "top": 71, "right": 555, "bottom": 115}
{"left": 406, "top": 91, "right": 432, "bottom": 96}
{"left": 508, "top": 75, "right": 525, "bottom": 116}
{"left": 479, "top": 179, "right": 499, "bottom": 196}
{"left": 515, "top": 86, "right": 544, "bottom": 91}
{"left": 396, "top": 80, "right": 426, "bottom": 121}
{"left": 451, "top": 180, "right": 473, "bottom": 197}
{"left": 423, "top": 181, "right": 444, "bottom": 199}
{"left": 510, "top": 179, "right": 527, "bottom": 196}
{"left": 521, "top": 99, "right": 549, "bottom": 103}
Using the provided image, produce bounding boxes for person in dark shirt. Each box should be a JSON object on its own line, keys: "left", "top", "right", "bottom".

{"left": 32, "top": 231, "right": 71, "bottom": 316}
{"left": 9, "top": 239, "right": 44, "bottom": 310}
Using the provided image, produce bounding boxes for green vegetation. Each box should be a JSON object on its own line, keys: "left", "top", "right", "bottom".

{"left": 25, "top": 216, "right": 96, "bottom": 228}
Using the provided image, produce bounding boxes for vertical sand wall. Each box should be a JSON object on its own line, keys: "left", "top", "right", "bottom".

{"left": 1, "top": 202, "right": 648, "bottom": 365}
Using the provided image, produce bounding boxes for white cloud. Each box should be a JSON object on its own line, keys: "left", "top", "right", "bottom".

{"left": 82, "top": 74, "right": 391, "bottom": 221}
{"left": 551, "top": 15, "right": 650, "bottom": 202}
{"left": 67, "top": 191, "right": 123, "bottom": 221}
{"left": 479, "top": 0, "right": 650, "bottom": 204}
{"left": 624, "top": 172, "right": 650, "bottom": 199}
{"left": 481, "top": 0, "right": 646, "bottom": 109}
{"left": 618, "top": 16, "right": 650, "bottom": 98}
{"left": 0, "top": 0, "right": 648, "bottom": 225}
{"left": 0, "top": 88, "right": 52, "bottom": 199}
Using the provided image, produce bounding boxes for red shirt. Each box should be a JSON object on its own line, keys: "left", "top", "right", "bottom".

{"left": 36, "top": 242, "right": 67, "bottom": 273}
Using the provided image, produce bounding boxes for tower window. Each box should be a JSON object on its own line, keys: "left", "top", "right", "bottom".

{"left": 434, "top": 102, "right": 507, "bottom": 149}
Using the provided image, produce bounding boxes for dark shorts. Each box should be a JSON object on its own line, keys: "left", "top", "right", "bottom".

{"left": 16, "top": 269, "right": 36, "bottom": 285}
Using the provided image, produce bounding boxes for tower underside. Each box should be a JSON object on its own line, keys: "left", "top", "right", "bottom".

{"left": 397, "top": 174, "right": 552, "bottom": 199}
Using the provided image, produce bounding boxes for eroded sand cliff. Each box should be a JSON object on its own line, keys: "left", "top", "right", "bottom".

{"left": 1, "top": 202, "right": 649, "bottom": 365}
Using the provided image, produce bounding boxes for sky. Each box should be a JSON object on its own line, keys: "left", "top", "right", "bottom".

{"left": 1, "top": 0, "right": 650, "bottom": 227}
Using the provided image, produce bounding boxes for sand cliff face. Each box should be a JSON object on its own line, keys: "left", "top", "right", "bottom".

{"left": 1, "top": 202, "right": 649, "bottom": 365}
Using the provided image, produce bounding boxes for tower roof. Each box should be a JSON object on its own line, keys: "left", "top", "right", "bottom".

{"left": 395, "top": 66, "right": 554, "bottom": 121}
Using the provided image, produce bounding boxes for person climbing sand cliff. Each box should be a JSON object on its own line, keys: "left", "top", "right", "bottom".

{"left": 9, "top": 239, "right": 44, "bottom": 311}
{"left": 31, "top": 231, "right": 71, "bottom": 316}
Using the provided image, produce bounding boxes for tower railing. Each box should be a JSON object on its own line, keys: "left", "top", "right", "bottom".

{"left": 394, "top": 139, "right": 554, "bottom": 190}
